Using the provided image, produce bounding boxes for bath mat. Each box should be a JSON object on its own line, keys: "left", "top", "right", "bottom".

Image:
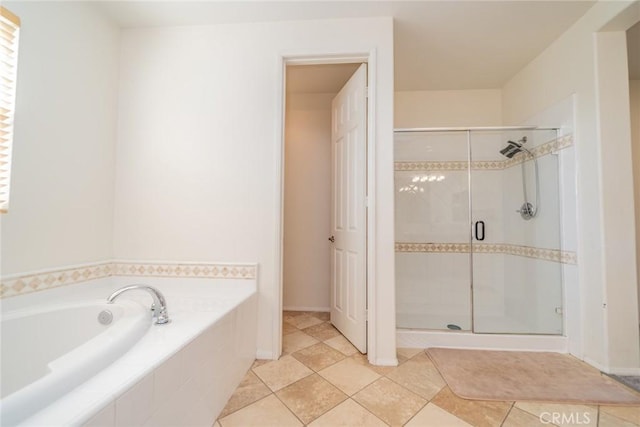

{"left": 426, "top": 348, "right": 640, "bottom": 405}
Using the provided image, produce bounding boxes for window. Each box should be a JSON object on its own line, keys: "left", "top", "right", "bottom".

{"left": 0, "top": 6, "right": 19, "bottom": 213}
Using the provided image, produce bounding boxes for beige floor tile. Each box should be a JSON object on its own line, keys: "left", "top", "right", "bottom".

{"left": 308, "top": 398, "right": 387, "bottom": 427}
{"left": 284, "top": 314, "right": 324, "bottom": 329}
{"left": 310, "top": 311, "right": 330, "bottom": 321}
{"left": 515, "top": 402, "right": 598, "bottom": 427}
{"left": 219, "top": 370, "right": 272, "bottom": 418}
{"left": 318, "top": 357, "right": 381, "bottom": 396}
{"left": 218, "top": 395, "right": 302, "bottom": 427}
{"left": 406, "top": 402, "right": 472, "bottom": 427}
{"left": 387, "top": 352, "right": 446, "bottom": 400}
{"left": 353, "top": 377, "right": 427, "bottom": 426}
{"left": 275, "top": 374, "right": 347, "bottom": 424}
{"left": 283, "top": 322, "right": 298, "bottom": 335}
{"left": 397, "top": 348, "right": 423, "bottom": 364}
{"left": 291, "top": 342, "right": 345, "bottom": 371}
{"left": 432, "top": 386, "right": 512, "bottom": 427}
{"left": 600, "top": 406, "right": 640, "bottom": 425}
{"left": 213, "top": 421, "right": 221, "bottom": 427}
{"left": 302, "top": 322, "right": 342, "bottom": 341}
{"left": 502, "top": 407, "right": 557, "bottom": 427}
{"left": 350, "top": 353, "right": 397, "bottom": 376}
{"left": 284, "top": 310, "right": 304, "bottom": 316}
{"left": 283, "top": 331, "right": 319, "bottom": 355}
{"left": 253, "top": 355, "right": 313, "bottom": 391}
{"left": 324, "top": 335, "right": 359, "bottom": 356}
{"left": 251, "top": 359, "right": 272, "bottom": 369}
{"left": 599, "top": 411, "right": 639, "bottom": 427}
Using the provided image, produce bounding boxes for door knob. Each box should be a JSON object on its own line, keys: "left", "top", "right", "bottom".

{"left": 328, "top": 236, "right": 335, "bottom": 243}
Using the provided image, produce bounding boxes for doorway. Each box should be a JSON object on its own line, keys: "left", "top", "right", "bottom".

{"left": 281, "top": 62, "right": 368, "bottom": 357}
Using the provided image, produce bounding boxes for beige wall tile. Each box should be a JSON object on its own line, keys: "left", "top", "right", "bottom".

{"left": 82, "top": 402, "right": 115, "bottom": 427}
{"left": 115, "top": 374, "right": 154, "bottom": 427}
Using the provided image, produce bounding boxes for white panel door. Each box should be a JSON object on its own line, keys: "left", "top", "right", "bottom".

{"left": 330, "top": 63, "right": 367, "bottom": 353}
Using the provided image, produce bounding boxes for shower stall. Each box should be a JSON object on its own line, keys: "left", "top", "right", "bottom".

{"left": 395, "top": 127, "right": 570, "bottom": 344}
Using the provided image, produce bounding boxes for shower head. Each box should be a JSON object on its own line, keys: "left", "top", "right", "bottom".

{"left": 499, "top": 140, "right": 522, "bottom": 158}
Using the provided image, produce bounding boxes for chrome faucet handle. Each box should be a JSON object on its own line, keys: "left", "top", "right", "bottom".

{"left": 107, "top": 284, "right": 170, "bottom": 325}
{"left": 154, "top": 307, "right": 170, "bottom": 325}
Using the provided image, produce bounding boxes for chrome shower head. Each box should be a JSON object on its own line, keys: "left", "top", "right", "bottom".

{"left": 500, "top": 141, "right": 522, "bottom": 158}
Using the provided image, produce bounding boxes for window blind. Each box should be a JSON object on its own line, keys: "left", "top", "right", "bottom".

{"left": 0, "top": 6, "right": 19, "bottom": 213}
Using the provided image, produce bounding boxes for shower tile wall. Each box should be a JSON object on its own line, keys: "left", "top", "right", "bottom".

{"left": 395, "top": 130, "right": 570, "bottom": 335}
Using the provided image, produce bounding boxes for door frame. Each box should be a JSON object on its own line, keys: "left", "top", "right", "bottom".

{"left": 274, "top": 50, "right": 378, "bottom": 362}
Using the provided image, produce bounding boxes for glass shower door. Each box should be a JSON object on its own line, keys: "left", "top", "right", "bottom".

{"left": 395, "top": 131, "right": 471, "bottom": 330}
{"left": 470, "top": 129, "right": 563, "bottom": 334}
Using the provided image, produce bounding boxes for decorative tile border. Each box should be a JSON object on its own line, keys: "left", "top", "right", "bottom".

{"left": 395, "top": 134, "right": 573, "bottom": 172}
{"left": 0, "top": 261, "right": 257, "bottom": 298}
{"left": 395, "top": 242, "right": 471, "bottom": 253}
{"left": 112, "top": 262, "right": 257, "bottom": 279}
{"left": 395, "top": 242, "right": 577, "bottom": 265}
{"left": 0, "top": 262, "right": 113, "bottom": 298}
{"left": 396, "top": 160, "right": 469, "bottom": 172}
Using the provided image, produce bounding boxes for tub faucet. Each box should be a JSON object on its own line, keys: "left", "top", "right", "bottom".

{"left": 107, "top": 284, "right": 170, "bottom": 325}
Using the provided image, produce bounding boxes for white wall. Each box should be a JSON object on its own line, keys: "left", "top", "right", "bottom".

{"left": 395, "top": 89, "right": 502, "bottom": 128}
{"left": 283, "top": 93, "right": 333, "bottom": 311}
{"left": 502, "top": 1, "right": 640, "bottom": 373}
{"left": 113, "top": 17, "right": 395, "bottom": 362}
{"left": 0, "top": 2, "right": 119, "bottom": 276}
{"left": 631, "top": 80, "right": 640, "bottom": 324}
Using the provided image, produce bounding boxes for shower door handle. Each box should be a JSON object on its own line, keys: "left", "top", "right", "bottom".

{"left": 475, "top": 221, "right": 485, "bottom": 241}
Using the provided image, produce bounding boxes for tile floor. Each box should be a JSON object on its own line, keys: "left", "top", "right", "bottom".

{"left": 215, "top": 311, "right": 640, "bottom": 427}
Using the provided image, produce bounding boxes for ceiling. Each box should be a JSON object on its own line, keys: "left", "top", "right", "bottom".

{"left": 96, "top": 1, "right": 597, "bottom": 91}
{"left": 629, "top": 21, "right": 640, "bottom": 80}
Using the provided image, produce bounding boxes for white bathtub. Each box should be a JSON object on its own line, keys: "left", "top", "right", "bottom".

{"left": 0, "top": 276, "right": 258, "bottom": 426}
{"left": 1, "top": 300, "right": 150, "bottom": 425}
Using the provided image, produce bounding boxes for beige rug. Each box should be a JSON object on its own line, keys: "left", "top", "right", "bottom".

{"left": 426, "top": 348, "right": 640, "bottom": 405}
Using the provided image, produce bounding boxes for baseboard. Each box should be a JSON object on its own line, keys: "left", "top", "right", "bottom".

{"left": 583, "top": 357, "right": 607, "bottom": 372}
{"left": 256, "top": 349, "right": 277, "bottom": 360}
{"left": 372, "top": 357, "right": 399, "bottom": 367}
{"left": 283, "top": 306, "right": 331, "bottom": 312}
{"left": 606, "top": 367, "right": 640, "bottom": 376}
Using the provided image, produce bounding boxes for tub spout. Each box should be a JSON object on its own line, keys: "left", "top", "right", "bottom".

{"left": 107, "top": 285, "right": 170, "bottom": 325}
